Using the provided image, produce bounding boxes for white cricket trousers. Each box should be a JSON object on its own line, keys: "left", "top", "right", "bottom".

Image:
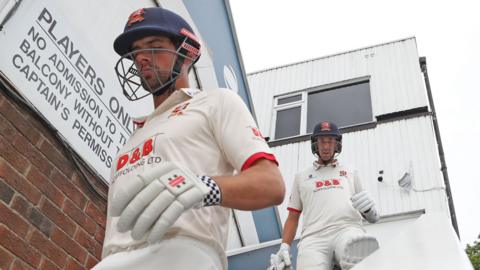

{"left": 296, "top": 226, "right": 375, "bottom": 270}
{"left": 92, "top": 236, "right": 223, "bottom": 270}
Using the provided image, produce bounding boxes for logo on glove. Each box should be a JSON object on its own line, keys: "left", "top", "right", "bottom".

{"left": 169, "top": 175, "right": 186, "bottom": 188}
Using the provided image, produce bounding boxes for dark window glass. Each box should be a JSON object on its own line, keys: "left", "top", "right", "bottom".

{"left": 307, "top": 81, "right": 372, "bottom": 132}
{"left": 275, "top": 107, "right": 301, "bottom": 139}
{"left": 277, "top": 94, "right": 302, "bottom": 105}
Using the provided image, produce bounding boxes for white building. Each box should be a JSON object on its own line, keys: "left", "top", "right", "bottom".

{"left": 226, "top": 37, "right": 467, "bottom": 269}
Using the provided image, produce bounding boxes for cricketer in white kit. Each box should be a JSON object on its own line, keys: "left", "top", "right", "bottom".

{"left": 93, "top": 7, "right": 285, "bottom": 270}
{"left": 270, "top": 121, "right": 379, "bottom": 270}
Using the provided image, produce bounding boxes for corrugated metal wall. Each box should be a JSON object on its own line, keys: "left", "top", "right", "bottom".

{"left": 228, "top": 37, "right": 454, "bottom": 269}
{"left": 248, "top": 37, "right": 428, "bottom": 137}
{"left": 241, "top": 36, "right": 451, "bottom": 237}
{"left": 272, "top": 115, "right": 449, "bottom": 225}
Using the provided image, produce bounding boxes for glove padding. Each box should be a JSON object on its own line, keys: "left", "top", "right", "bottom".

{"left": 110, "top": 162, "right": 214, "bottom": 242}
{"left": 351, "top": 191, "right": 379, "bottom": 223}
{"left": 270, "top": 243, "right": 291, "bottom": 270}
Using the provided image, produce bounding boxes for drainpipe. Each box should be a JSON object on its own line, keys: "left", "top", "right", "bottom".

{"left": 419, "top": 56, "right": 459, "bottom": 237}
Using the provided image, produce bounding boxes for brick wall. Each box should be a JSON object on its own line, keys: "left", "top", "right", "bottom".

{"left": 0, "top": 88, "right": 109, "bottom": 270}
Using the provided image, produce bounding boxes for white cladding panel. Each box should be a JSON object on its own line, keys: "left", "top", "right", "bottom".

{"left": 273, "top": 115, "right": 449, "bottom": 225}
{"left": 248, "top": 37, "right": 428, "bottom": 136}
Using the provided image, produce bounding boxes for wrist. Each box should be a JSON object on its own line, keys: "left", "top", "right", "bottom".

{"left": 280, "top": 243, "right": 290, "bottom": 250}
{"left": 199, "top": 175, "right": 222, "bottom": 206}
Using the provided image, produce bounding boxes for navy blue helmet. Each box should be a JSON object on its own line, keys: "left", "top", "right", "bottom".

{"left": 311, "top": 121, "right": 342, "bottom": 155}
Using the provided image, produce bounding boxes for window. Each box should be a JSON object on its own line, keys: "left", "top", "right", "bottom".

{"left": 306, "top": 81, "right": 372, "bottom": 132}
{"left": 272, "top": 79, "right": 373, "bottom": 140}
{"left": 272, "top": 93, "right": 305, "bottom": 140}
{"left": 274, "top": 107, "right": 301, "bottom": 139}
{"left": 277, "top": 94, "right": 302, "bottom": 105}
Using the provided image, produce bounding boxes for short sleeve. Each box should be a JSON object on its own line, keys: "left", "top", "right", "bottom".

{"left": 287, "top": 174, "right": 302, "bottom": 213}
{"left": 211, "top": 89, "right": 277, "bottom": 171}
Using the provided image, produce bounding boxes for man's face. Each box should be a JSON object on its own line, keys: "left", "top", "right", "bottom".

{"left": 131, "top": 36, "right": 177, "bottom": 90}
{"left": 316, "top": 136, "right": 337, "bottom": 162}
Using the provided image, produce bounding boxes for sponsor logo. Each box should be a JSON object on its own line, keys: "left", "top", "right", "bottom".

{"left": 314, "top": 178, "right": 342, "bottom": 191}
{"left": 169, "top": 175, "right": 186, "bottom": 188}
{"left": 116, "top": 138, "right": 153, "bottom": 171}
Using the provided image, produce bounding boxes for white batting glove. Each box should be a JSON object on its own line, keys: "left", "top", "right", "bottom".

{"left": 351, "top": 191, "right": 379, "bottom": 223}
{"left": 270, "top": 243, "right": 291, "bottom": 270}
{"left": 110, "top": 161, "right": 222, "bottom": 242}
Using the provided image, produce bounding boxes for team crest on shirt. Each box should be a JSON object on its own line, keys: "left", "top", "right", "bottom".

{"left": 169, "top": 102, "right": 190, "bottom": 118}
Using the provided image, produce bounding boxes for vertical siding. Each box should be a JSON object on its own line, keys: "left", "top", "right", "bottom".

{"left": 248, "top": 37, "right": 428, "bottom": 137}
{"left": 272, "top": 116, "right": 449, "bottom": 225}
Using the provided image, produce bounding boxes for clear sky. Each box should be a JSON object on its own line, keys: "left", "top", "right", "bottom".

{"left": 229, "top": 0, "right": 480, "bottom": 246}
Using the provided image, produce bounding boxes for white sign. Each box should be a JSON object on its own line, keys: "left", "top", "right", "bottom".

{"left": 0, "top": 0, "right": 154, "bottom": 181}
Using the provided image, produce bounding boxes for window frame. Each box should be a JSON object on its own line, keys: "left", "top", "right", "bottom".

{"left": 271, "top": 92, "right": 307, "bottom": 140}
{"left": 271, "top": 76, "right": 373, "bottom": 140}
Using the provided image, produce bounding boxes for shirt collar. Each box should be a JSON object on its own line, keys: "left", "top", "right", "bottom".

{"left": 148, "top": 88, "right": 201, "bottom": 119}
{"left": 313, "top": 159, "right": 338, "bottom": 170}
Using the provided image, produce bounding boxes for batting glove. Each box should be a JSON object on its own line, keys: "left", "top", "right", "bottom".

{"left": 110, "top": 161, "right": 222, "bottom": 242}
{"left": 270, "top": 243, "right": 291, "bottom": 270}
{"left": 351, "top": 191, "right": 379, "bottom": 223}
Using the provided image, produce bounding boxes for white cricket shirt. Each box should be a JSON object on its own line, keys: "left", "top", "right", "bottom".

{"left": 103, "top": 88, "right": 277, "bottom": 268}
{"left": 287, "top": 161, "right": 364, "bottom": 239}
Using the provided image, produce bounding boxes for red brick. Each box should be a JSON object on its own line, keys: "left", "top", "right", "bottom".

{"left": 71, "top": 172, "right": 108, "bottom": 205}
{"left": 11, "top": 259, "right": 35, "bottom": 270}
{"left": 0, "top": 225, "right": 41, "bottom": 268}
{"left": 39, "top": 258, "right": 60, "bottom": 270}
{"left": 0, "top": 178, "right": 14, "bottom": 204}
{"left": 63, "top": 199, "right": 96, "bottom": 235}
{"left": 12, "top": 135, "right": 53, "bottom": 176}
{"left": 0, "top": 246, "right": 14, "bottom": 270}
{"left": 28, "top": 207, "right": 53, "bottom": 237}
{"left": 86, "top": 254, "right": 100, "bottom": 269}
{"left": 85, "top": 201, "right": 106, "bottom": 228}
{"left": 39, "top": 199, "right": 76, "bottom": 237}
{"left": 50, "top": 168, "right": 87, "bottom": 209}
{"left": 75, "top": 228, "right": 103, "bottom": 260}
{"left": 94, "top": 225, "right": 105, "bottom": 244}
{"left": 0, "top": 201, "right": 30, "bottom": 236}
{"left": 0, "top": 113, "right": 17, "bottom": 138}
{"left": 51, "top": 227, "right": 87, "bottom": 264}
{"left": 28, "top": 230, "right": 67, "bottom": 268}
{"left": 38, "top": 139, "right": 74, "bottom": 177}
{"left": 0, "top": 160, "right": 41, "bottom": 204}
{"left": 11, "top": 194, "right": 33, "bottom": 220}
{"left": 25, "top": 114, "right": 57, "bottom": 146}
{"left": 65, "top": 257, "right": 84, "bottom": 270}
{"left": 26, "top": 168, "right": 65, "bottom": 207}
{"left": 0, "top": 97, "right": 41, "bottom": 145}
{"left": 0, "top": 134, "right": 29, "bottom": 174}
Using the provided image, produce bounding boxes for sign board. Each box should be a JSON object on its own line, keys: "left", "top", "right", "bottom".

{"left": 0, "top": 0, "right": 253, "bottom": 183}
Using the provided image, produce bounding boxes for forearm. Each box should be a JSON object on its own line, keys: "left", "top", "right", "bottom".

{"left": 282, "top": 215, "right": 299, "bottom": 245}
{"left": 213, "top": 159, "right": 285, "bottom": 210}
